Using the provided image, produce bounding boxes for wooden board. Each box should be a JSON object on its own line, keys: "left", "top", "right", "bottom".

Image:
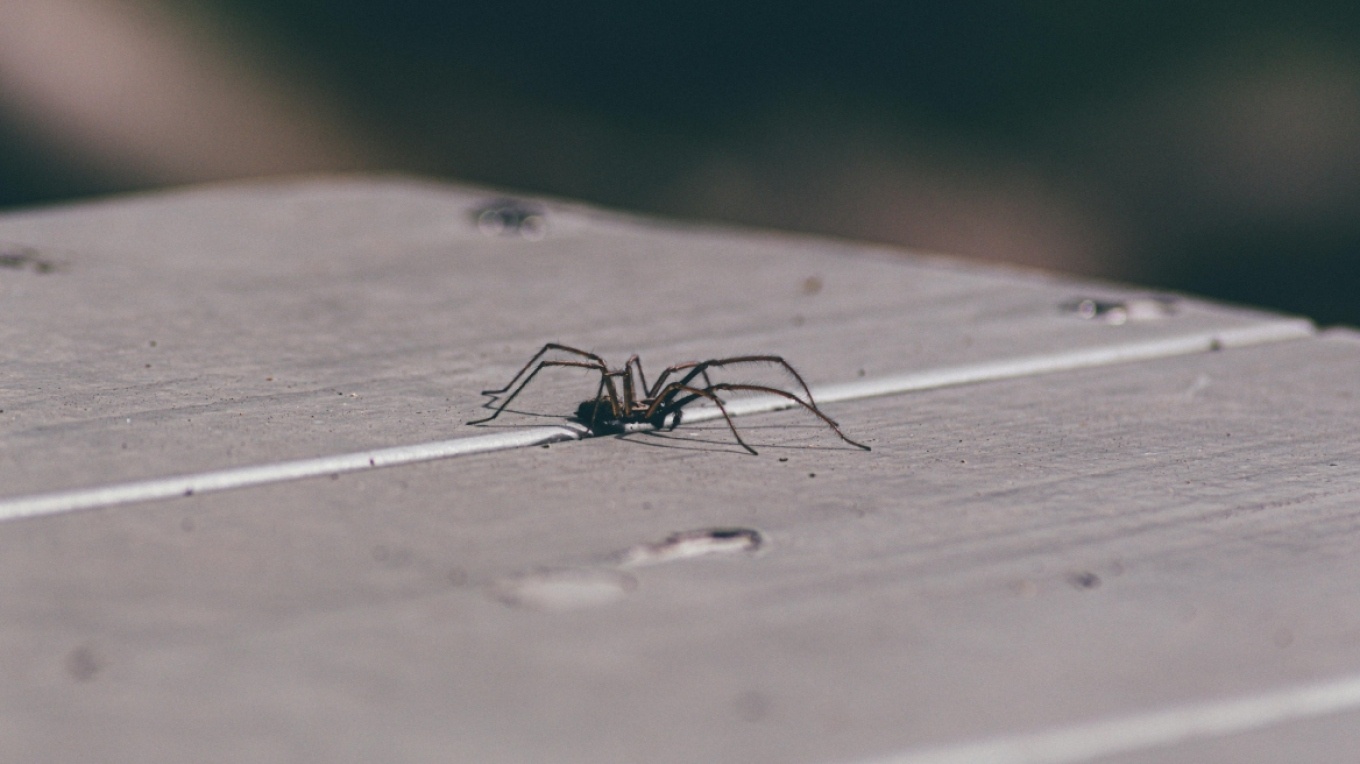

{"left": 1, "top": 177, "right": 1355, "bottom": 763}
{"left": 0, "top": 178, "right": 1308, "bottom": 499}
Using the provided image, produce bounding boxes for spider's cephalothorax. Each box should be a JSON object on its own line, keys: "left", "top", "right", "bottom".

{"left": 468, "top": 342, "right": 870, "bottom": 454}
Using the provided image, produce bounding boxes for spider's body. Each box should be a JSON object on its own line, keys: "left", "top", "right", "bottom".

{"left": 573, "top": 399, "right": 667, "bottom": 434}
{"left": 469, "top": 342, "right": 869, "bottom": 454}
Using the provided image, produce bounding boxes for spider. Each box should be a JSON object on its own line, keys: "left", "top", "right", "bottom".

{"left": 467, "top": 342, "right": 870, "bottom": 454}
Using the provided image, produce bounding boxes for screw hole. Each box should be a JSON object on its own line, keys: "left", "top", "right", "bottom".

{"left": 621, "top": 527, "right": 764, "bottom": 567}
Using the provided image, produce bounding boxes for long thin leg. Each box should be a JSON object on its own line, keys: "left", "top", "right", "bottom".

{"left": 653, "top": 382, "right": 871, "bottom": 451}
{"left": 646, "top": 360, "right": 702, "bottom": 399}
{"left": 480, "top": 343, "right": 607, "bottom": 395}
{"left": 644, "top": 367, "right": 712, "bottom": 432}
{"left": 468, "top": 359, "right": 607, "bottom": 424}
{"left": 583, "top": 374, "right": 608, "bottom": 432}
{"left": 657, "top": 385, "right": 757, "bottom": 455}
{"left": 600, "top": 371, "right": 627, "bottom": 420}
{"left": 648, "top": 356, "right": 820, "bottom": 414}
{"left": 625, "top": 355, "right": 648, "bottom": 399}
{"left": 663, "top": 367, "right": 716, "bottom": 430}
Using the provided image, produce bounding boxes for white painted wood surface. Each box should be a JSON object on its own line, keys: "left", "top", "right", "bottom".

{"left": 1, "top": 178, "right": 1356, "bottom": 763}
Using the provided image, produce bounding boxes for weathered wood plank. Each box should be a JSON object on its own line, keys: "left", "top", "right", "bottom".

{"left": 0, "top": 178, "right": 1309, "bottom": 501}
{"left": 2, "top": 323, "right": 1358, "bottom": 762}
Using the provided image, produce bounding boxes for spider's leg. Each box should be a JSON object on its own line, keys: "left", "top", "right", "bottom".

{"left": 467, "top": 359, "right": 607, "bottom": 424}
{"left": 584, "top": 375, "right": 608, "bottom": 433}
{"left": 659, "top": 368, "right": 713, "bottom": 430}
{"left": 706, "top": 383, "right": 871, "bottom": 451}
{"left": 480, "top": 343, "right": 607, "bottom": 395}
{"left": 620, "top": 361, "right": 638, "bottom": 411}
{"left": 661, "top": 356, "right": 821, "bottom": 413}
{"left": 656, "top": 385, "right": 757, "bottom": 455}
{"left": 625, "top": 355, "right": 648, "bottom": 398}
{"left": 646, "top": 361, "right": 701, "bottom": 399}
{"left": 647, "top": 380, "right": 697, "bottom": 428}
{"left": 601, "top": 371, "right": 627, "bottom": 419}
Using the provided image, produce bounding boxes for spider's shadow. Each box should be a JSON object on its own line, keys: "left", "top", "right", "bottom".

{"left": 618, "top": 430, "right": 753, "bottom": 455}
{"left": 467, "top": 405, "right": 838, "bottom": 455}
{"left": 464, "top": 405, "right": 565, "bottom": 428}
{"left": 616, "top": 424, "right": 853, "bottom": 455}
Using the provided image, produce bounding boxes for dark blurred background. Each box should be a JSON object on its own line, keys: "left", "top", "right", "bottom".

{"left": 2, "top": 1, "right": 1358, "bottom": 324}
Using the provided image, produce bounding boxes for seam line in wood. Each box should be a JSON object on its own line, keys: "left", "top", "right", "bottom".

{"left": 0, "top": 318, "right": 1313, "bottom": 522}
{"left": 677, "top": 318, "right": 1314, "bottom": 423}
{"left": 851, "top": 670, "right": 1360, "bottom": 764}
{"left": 0, "top": 426, "right": 586, "bottom": 523}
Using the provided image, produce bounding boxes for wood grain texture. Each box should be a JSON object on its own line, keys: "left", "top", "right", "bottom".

{"left": 0, "top": 177, "right": 1307, "bottom": 498}
{"left": 1, "top": 178, "right": 1355, "bottom": 763}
